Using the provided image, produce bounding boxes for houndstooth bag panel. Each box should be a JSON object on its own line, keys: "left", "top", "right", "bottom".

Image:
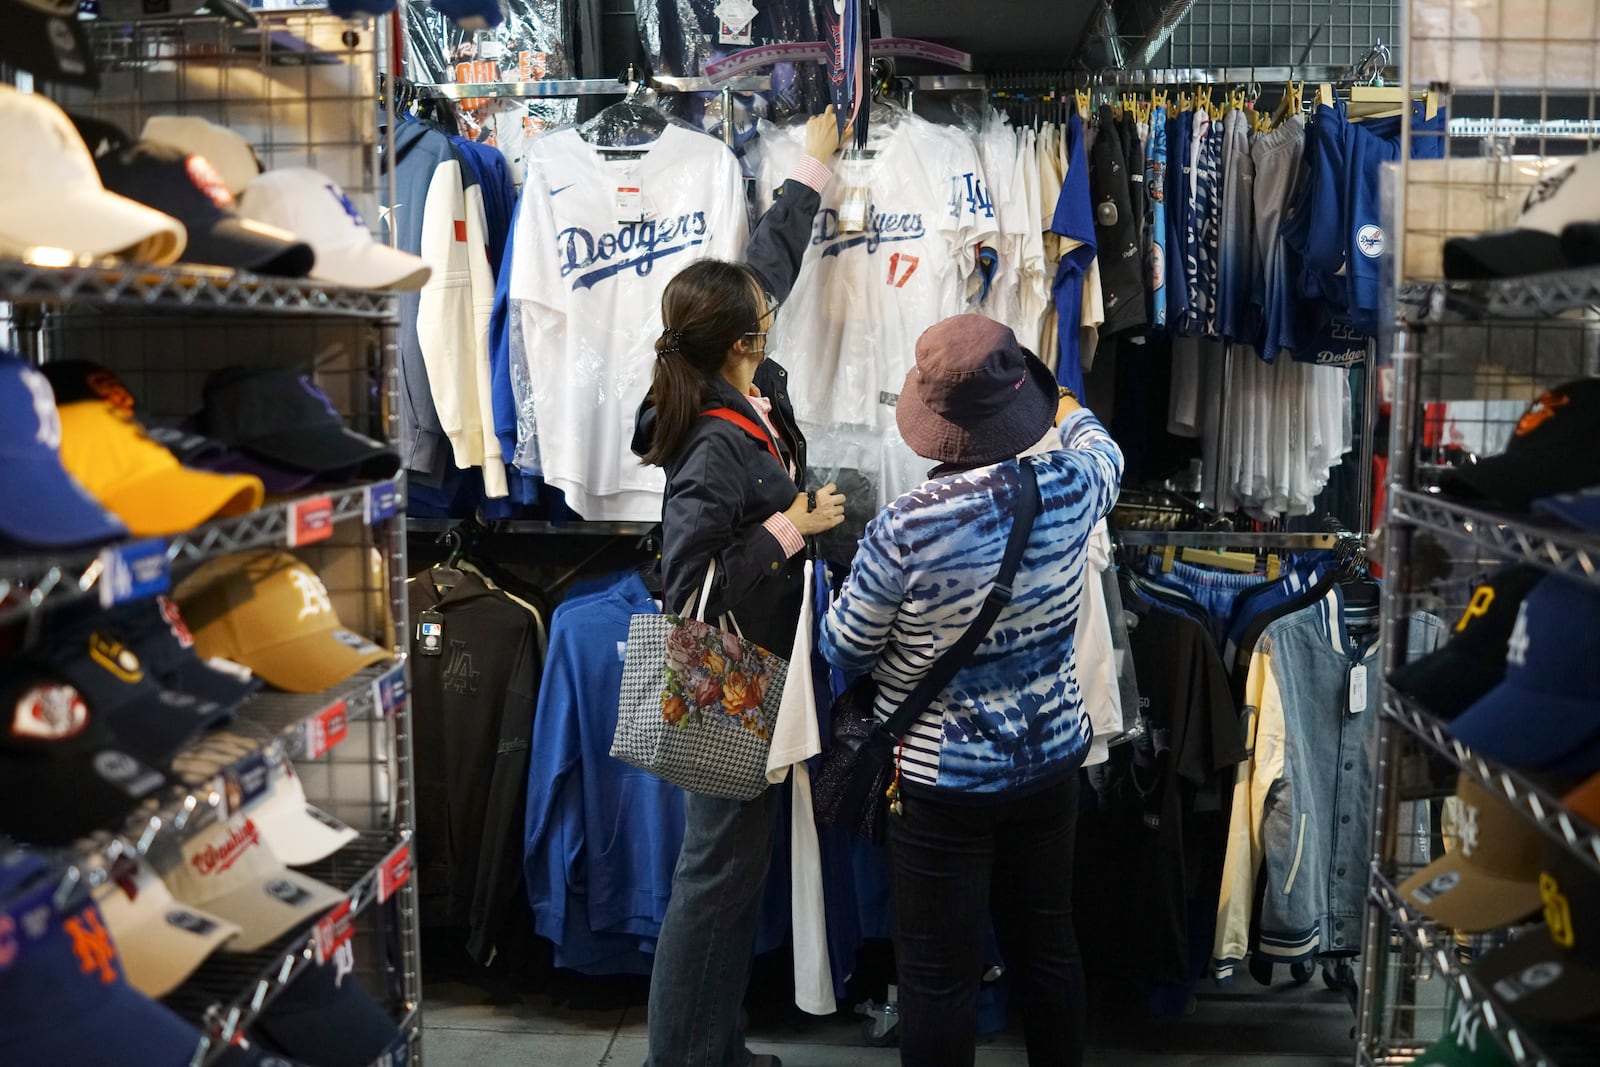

{"left": 611, "top": 613, "right": 788, "bottom": 801}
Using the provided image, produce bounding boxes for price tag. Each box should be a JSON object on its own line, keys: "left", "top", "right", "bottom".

{"left": 370, "top": 666, "right": 407, "bottom": 719}
{"left": 378, "top": 842, "right": 413, "bottom": 903}
{"left": 615, "top": 184, "right": 645, "bottom": 223}
{"left": 304, "top": 700, "right": 350, "bottom": 759}
{"left": 312, "top": 899, "right": 354, "bottom": 964}
{"left": 287, "top": 495, "right": 335, "bottom": 547}
{"left": 96, "top": 538, "right": 171, "bottom": 609}
{"left": 1348, "top": 663, "right": 1368, "bottom": 715}
{"left": 839, "top": 190, "right": 868, "bottom": 233}
{"left": 364, "top": 481, "right": 401, "bottom": 525}
{"left": 715, "top": 0, "right": 757, "bottom": 44}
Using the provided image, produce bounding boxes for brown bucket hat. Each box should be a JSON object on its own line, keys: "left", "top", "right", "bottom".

{"left": 896, "top": 314, "right": 1058, "bottom": 467}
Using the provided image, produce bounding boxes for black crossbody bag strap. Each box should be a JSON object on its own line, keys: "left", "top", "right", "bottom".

{"left": 877, "top": 460, "right": 1041, "bottom": 740}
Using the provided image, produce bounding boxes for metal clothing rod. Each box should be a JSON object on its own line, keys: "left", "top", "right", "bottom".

{"left": 1117, "top": 531, "right": 1346, "bottom": 549}
{"left": 413, "top": 75, "right": 772, "bottom": 99}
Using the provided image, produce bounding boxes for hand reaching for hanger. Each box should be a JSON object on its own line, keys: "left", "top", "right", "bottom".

{"left": 785, "top": 483, "right": 847, "bottom": 536}
{"left": 805, "top": 105, "right": 852, "bottom": 161}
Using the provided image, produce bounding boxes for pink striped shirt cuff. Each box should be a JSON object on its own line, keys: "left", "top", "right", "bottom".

{"left": 763, "top": 513, "right": 806, "bottom": 558}
{"left": 790, "top": 156, "right": 833, "bottom": 194}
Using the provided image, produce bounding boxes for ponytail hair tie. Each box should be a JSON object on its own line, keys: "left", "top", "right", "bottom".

{"left": 658, "top": 326, "right": 686, "bottom": 357}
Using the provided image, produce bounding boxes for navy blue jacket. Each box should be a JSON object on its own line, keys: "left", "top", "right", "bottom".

{"left": 631, "top": 178, "right": 823, "bottom": 654}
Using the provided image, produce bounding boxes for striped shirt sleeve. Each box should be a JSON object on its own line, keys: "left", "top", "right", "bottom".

{"left": 762, "top": 513, "right": 806, "bottom": 558}
{"left": 819, "top": 510, "right": 906, "bottom": 679}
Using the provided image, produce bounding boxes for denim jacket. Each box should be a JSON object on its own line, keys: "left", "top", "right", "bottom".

{"left": 1213, "top": 586, "right": 1445, "bottom": 978}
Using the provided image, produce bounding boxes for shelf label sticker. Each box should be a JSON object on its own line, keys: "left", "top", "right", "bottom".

{"left": 304, "top": 700, "right": 349, "bottom": 760}
{"left": 371, "top": 666, "right": 407, "bottom": 719}
{"left": 312, "top": 899, "right": 355, "bottom": 964}
{"left": 218, "top": 751, "right": 272, "bottom": 817}
{"left": 287, "top": 495, "right": 335, "bottom": 547}
{"left": 378, "top": 842, "right": 412, "bottom": 903}
{"left": 97, "top": 538, "right": 171, "bottom": 608}
{"left": 365, "top": 481, "right": 401, "bottom": 525}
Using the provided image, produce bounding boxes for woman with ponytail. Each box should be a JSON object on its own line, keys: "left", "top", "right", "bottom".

{"left": 631, "top": 107, "right": 848, "bottom": 1067}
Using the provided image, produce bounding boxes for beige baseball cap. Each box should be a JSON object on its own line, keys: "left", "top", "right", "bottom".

{"left": 0, "top": 85, "right": 185, "bottom": 265}
{"left": 161, "top": 811, "right": 344, "bottom": 952}
{"left": 175, "top": 551, "right": 389, "bottom": 694}
{"left": 1398, "top": 774, "right": 1544, "bottom": 933}
{"left": 141, "top": 115, "right": 262, "bottom": 198}
{"left": 95, "top": 858, "right": 241, "bottom": 996}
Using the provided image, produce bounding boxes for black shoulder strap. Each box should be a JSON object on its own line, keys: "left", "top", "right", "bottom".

{"left": 879, "top": 460, "right": 1042, "bottom": 739}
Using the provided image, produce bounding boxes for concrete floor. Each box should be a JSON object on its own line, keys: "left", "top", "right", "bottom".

{"left": 421, "top": 974, "right": 1361, "bottom": 1066}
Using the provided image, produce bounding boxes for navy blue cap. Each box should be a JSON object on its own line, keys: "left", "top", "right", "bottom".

{"left": 0, "top": 851, "right": 205, "bottom": 1065}
{"left": 111, "top": 597, "right": 261, "bottom": 711}
{"left": 251, "top": 938, "right": 400, "bottom": 1067}
{"left": 1533, "top": 484, "right": 1600, "bottom": 532}
{"left": 39, "top": 621, "right": 232, "bottom": 769}
{"left": 1450, "top": 575, "right": 1600, "bottom": 784}
{"left": 0, "top": 353, "right": 127, "bottom": 550}
{"left": 429, "top": 0, "right": 502, "bottom": 28}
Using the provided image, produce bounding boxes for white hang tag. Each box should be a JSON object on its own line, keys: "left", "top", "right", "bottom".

{"left": 839, "top": 154, "right": 872, "bottom": 233}
{"left": 615, "top": 182, "right": 645, "bottom": 223}
{"left": 716, "top": 0, "right": 758, "bottom": 43}
{"left": 1348, "top": 663, "right": 1368, "bottom": 715}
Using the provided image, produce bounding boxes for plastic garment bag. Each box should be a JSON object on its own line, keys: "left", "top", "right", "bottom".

{"left": 635, "top": 0, "right": 832, "bottom": 119}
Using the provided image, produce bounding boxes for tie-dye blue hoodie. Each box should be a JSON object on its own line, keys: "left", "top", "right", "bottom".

{"left": 819, "top": 409, "right": 1124, "bottom": 795}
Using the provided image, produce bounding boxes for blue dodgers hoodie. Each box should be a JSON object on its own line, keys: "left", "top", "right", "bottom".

{"left": 524, "top": 574, "right": 684, "bottom": 944}
{"left": 1050, "top": 109, "right": 1097, "bottom": 398}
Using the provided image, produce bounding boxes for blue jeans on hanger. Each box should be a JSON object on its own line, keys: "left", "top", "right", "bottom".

{"left": 645, "top": 788, "right": 780, "bottom": 1067}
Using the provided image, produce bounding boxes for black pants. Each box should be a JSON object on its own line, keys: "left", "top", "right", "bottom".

{"left": 888, "top": 777, "right": 1085, "bottom": 1067}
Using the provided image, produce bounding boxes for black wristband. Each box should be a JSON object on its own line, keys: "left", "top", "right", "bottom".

{"left": 807, "top": 490, "right": 818, "bottom": 512}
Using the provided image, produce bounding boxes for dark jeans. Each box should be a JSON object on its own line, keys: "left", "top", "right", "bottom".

{"left": 889, "top": 777, "right": 1085, "bottom": 1067}
{"left": 645, "top": 787, "right": 779, "bottom": 1067}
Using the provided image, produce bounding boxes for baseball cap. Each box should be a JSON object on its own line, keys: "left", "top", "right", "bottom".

{"left": 247, "top": 760, "right": 358, "bottom": 866}
{"left": 0, "top": 86, "right": 184, "bottom": 264}
{"left": 1443, "top": 154, "right": 1600, "bottom": 280}
{"left": 240, "top": 169, "right": 430, "bottom": 292}
{"left": 1390, "top": 566, "right": 1545, "bottom": 720}
{"left": 1533, "top": 484, "right": 1600, "bottom": 532}
{"left": 0, "top": 851, "right": 209, "bottom": 1066}
{"left": 429, "top": 0, "right": 503, "bottom": 29}
{"left": 1403, "top": 992, "right": 1513, "bottom": 1067}
{"left": 1472, "top": 846, "right": 1600, "bottom": 1022}
{"left": 199, "top": 366, "right": 401, "bottom": 481}
{"left": 1450, "top": 575, "right": 1600, "bottom": 784}
{"left": 39, "top": 622, "right": 234, "bottom": 767}
{"left": 175, "top": 551, "right": 390, "bottom": 694}
{"left": 0, "top": 0, "right": 98, "bottom": 88}
{"left": 54, "top": 396, "right": 264, "bottom": 536}
{"left": 0, "top": 353, "right": 127, "bottom": 550}
{"left": 251, "top": 938, "right": 401, "bottom": 1065}
{"left": 96, "top": 141, "right": 314, "bottom": 277}
{"left": 162, "top": 812, "right": 344, "bottom": 952}
{"left": 41, "top": 358, "right": 316, "bottom": 496}
{"left": 141, "top": 116, "right": 263, "bottom": 197}
{"left": 94, "top": 857, "right": 242, "bottom": 996}
{"left": 1437, "top": 380, "right": 1600, "bottom": 511}
{"left": 1397, "top": 775, "right": 1544, "bottom": 932}
{"left": 104, "top": 596, "right": 263, "bottom": 710}
{"left": 0, "top": 663, "right": 170, "bottom": 844}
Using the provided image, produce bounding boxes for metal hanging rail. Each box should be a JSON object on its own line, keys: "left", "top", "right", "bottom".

{"left": 413, "top": 75, "right": 772, "bottom": 99}
{"left": 1116, "top": 531, "right": 1347, "bottom": 549}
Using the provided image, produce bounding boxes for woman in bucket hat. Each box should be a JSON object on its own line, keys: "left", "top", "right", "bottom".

{"left": 820, "top": 313, "right": 1124, "bottom": 1067}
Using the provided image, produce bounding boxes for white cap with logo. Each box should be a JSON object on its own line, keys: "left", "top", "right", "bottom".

{"left": 0, "top": 86, "right": 185, "bottom": 266}
{"left": 239, "top": 167, "right": 431, "bottom": 292}
{"left": 162, "top": 811, "right": 344, "bottom": 952}
{"left": 142, "top": 115, "right": 263, "bottom": 197}
{"left": 247, "top": 760, "right": 359, "bottom": 867}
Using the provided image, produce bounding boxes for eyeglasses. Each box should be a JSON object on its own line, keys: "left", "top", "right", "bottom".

{"left": 745, "top": 294, "right": 781, "bottom": 339}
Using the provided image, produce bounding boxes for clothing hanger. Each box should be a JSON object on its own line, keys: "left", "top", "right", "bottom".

{"left": 578, "top": 65, "right": 672, "bottom": 152}
{"left": 431, "top": 527, "right": 468, "bottom": 595}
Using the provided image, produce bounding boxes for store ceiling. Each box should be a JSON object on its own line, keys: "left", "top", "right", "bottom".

{"left": 879, "top": 0, "right": 1197, "bottom": 69}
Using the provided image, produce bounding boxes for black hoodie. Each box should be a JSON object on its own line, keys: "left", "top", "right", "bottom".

{"left": 632, "top": 175, "right": 823, "bottom": 653}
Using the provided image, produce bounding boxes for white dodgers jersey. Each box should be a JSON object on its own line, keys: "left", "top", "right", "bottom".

{"left": 759, "top": 111, "right": 997, "bottom": 502}
{"left": 510, "top": 125, "right": 748, "bottom": 520}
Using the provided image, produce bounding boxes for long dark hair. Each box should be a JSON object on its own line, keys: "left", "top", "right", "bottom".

{"left": 639, "top": 259, "right": 767, "bottom": 467}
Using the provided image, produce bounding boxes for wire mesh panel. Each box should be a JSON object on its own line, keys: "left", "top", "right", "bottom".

{"left": 1162, "top": 0, "right": 1401, "bottom": 70}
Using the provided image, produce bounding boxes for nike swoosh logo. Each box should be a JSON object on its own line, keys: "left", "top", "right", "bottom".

{"left": 549, "top": 183, "right": 575, "bottom": 196}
